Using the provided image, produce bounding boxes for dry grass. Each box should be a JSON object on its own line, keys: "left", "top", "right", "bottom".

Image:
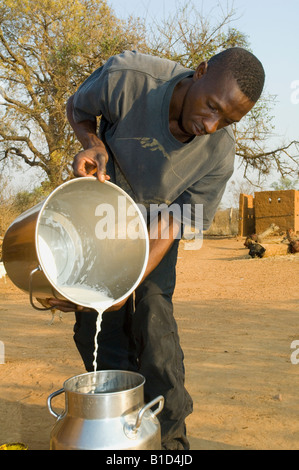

{"left": 205, "top": 208, "right": 239, "bottom": 237}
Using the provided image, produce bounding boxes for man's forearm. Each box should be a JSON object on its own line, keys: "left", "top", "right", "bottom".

{"left": 66, "top": 95, "right": 106, "bottom": 152}
{"left": 141, "top": 215, "right": 181, "bottom": 282}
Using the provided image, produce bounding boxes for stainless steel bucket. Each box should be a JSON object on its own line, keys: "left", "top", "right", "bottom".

{"left": 2, "top": 178, "right": 149, "bottom": 310}
{"left": 47, "top": 370, "right": 164, "bottom": 450}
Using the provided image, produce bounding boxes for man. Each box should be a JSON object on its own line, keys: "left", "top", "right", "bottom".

{"left": 49, "top": 47, "right": 265, "bottom": 449}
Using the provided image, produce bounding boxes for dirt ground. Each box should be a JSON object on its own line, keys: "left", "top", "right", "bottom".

{"left": 0, "top": 236, "right": 299, "bottom": 451}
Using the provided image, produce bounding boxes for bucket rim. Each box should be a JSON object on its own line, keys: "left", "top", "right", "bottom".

{"left": 63, "top": 370, "right": 146, "bottom": 396}
{"left": 34, "top": 177, "right": 149, "bottom": 308}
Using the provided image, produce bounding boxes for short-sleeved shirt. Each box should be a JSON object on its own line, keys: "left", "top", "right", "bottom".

{"left": 72, "top": 51, "right": 235, "bottom": 229}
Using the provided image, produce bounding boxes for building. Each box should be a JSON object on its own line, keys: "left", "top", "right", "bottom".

{"left": 238, "top": 189, "right": 299, "bottom": 236}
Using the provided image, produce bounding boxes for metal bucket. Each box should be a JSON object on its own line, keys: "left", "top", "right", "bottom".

{"left": 2, "top": 178, "right": 149, "bottom": 310}
{"left": 48, "top": 370, "right": 164, "bottom": 450}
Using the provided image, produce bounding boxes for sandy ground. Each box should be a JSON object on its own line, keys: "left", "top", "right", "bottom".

{"left": 0, "top": 236, "right": 299, "bottom": 451}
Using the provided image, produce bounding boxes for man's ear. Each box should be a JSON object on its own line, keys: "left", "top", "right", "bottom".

{"left": 193, "top": 61, "right": 208, "bottom": 82}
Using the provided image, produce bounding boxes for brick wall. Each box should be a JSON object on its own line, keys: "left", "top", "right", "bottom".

{"left": 238, "top": 190, "right": 299, "bottom": 236}
{"left": 238, "top": 194, "right": 255, "bottom": 237}
{"left": 255, "top": 190, "right": 298, "bottom": 234}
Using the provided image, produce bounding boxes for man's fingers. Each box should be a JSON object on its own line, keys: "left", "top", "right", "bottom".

{"left": 47, "top": 298, "right": 94, "bottom": 313}
{"left": 48, "top": 298, "right": 77, "bottom": 311}
{"left": 72, "top": 155, "right": 96, "bottom": 177}
{"left": 72, "top": 149, "right": 109, "bottom": 182}
{"left": 97, "top": 169, "right": 106, "bottom": 183}
{"left": 95, "top": 153, "right": 108, "bottom": 182}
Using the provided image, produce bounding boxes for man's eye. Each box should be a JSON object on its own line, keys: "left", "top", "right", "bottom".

{"left": 208, "top": 102, "right": 216, "bottom": 112}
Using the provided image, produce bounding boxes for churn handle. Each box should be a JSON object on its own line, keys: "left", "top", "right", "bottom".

{"left": 29, "top": 267, "right": 54, "bottom": 311}
{"left": 132, "top": 395, "right": 165, "bottom": 432}
{"left": 47, "top": 388, "right": 65, "bottom": 419}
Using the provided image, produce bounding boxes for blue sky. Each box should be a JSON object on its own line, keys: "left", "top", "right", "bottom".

{"left": 108, "top": 0, "right": 299, "bottom": 194}
{"left": 9, "top": 0, "right": 299, "bottom": 200}
{"left": 110, "top": 0, "right": 298, "bottom": 143}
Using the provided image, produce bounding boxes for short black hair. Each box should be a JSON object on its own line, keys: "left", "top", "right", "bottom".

{"left": 208, "top": 47, "right": 265, "bottom": 102}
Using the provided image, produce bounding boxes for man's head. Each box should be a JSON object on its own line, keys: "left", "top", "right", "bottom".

{"left": 180, "top": 47, "right": 265, "bottom": 137}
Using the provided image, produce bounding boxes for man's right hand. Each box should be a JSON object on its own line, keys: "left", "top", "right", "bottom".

{"left": 66, "top": 95, "right": 110, "bottom": 183}
{"left": 72, "top": 146, "right": 110, "bottom": 183}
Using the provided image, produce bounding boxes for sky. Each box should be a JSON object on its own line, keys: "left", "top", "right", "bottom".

{"left": 5, "top": 0, "right": 299, "bottom": 205}
{"left": 108, "top": 0, "right": 299, "bottom": 202}
{"left": 110, "top": 0, "right": 299, "bottom": 143}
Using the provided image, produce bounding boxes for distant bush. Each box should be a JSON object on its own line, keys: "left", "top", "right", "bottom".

{"left": 204, "top": 208, "right": 239, "bottom": 236}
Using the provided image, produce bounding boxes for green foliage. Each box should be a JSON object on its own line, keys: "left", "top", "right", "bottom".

{"left": 12, "top": 183, "right": 52, "bottom": 214}
{"left": 0, "top": 177, "right": 54, "bottom": 236}
{"left": 0, "top": 0, "right": 298, "bottom": 192}
{"left": 270, "top": 177, "right": 299, "bottom": 191}
{"left": 0, "top": 0, "right": 147, "bottom": 189}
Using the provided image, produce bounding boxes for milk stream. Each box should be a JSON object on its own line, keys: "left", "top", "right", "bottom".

{"left": 61, "top": 285, "right": 115, "bottom": 392}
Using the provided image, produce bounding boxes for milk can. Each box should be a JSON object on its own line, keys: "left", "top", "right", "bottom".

{"left": 47, "top": 370, "right": 164, "bottom": 450}
{"left": 2, "top": 178, "right": 149, "bottom": 311}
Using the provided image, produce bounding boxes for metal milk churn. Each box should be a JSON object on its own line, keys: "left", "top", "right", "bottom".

{"left": 47, "top": 370, "right": 164, "bottom": 450}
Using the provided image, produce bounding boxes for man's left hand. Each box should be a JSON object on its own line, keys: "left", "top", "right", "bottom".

{"left": 47, "top": 297, "right": 128, "bottom": 313}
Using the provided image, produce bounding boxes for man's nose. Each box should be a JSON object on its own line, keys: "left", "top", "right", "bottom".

{"left": 203, "top": 116, "right": 219, "bottom": 134}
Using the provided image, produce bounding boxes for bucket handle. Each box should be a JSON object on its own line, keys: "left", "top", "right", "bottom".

{"left": 124, "top": 395, "right": 164, "bottom": 439}
{"left": 29, "top": 267, "right": 54, "bottom": 311}
{"left": 47, "top": 388, "right": 65, "bottom": 419}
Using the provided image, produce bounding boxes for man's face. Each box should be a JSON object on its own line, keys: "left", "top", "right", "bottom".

{"left": 180, "top": 63, "right": 255, "bottom": 137}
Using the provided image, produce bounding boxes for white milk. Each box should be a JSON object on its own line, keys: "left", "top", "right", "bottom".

{"left": 61, "top": 285, "right": 114, "bottom": 310}
{"left": 62, "top": 285, "right": 115, "bottom": 379}
{"left": 38, "top": 214, "right": 117, "bottom": 393}
{"left": 38, "top": 235, "right": 58, "bottom": 283}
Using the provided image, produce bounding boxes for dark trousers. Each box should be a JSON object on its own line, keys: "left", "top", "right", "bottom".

{"left": 73, "top": 239, "right": 193, "bottom": 449}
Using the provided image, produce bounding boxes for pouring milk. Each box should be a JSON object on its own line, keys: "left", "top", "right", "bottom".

{"left": 38, "top": 232, "right": 115, "bottom": 377}
{"left": 61, "top": 284, "right": 115, "bottom": 373}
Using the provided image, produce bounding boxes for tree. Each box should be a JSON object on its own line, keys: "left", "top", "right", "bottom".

{"left": 0, "top": 174, "right": 18, "bottom": 236}
{"left": 146, "top": 2, "right": 299, "bottom": 181}
{"left": 0, "top": 0, "right": 147, "bottom": 188}
{"left": 0, "top": 0, "right": 298, "bottom": 190}
{"left": 270, "top": 177, "right": 299, "bottom": 191}
{"left": 234, "top": 99, "right": 299, "bottom": 182}
{"left": 224, "top": 177, "right": 260, "bottom": 208}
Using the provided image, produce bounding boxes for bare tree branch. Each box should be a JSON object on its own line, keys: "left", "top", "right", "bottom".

{"left": 0, "top": 0, "right": 147, "bottom": 188}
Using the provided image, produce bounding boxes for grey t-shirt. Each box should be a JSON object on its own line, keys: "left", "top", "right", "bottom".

{"left": 72, "top": 51, "right": 235, "bottom": 229}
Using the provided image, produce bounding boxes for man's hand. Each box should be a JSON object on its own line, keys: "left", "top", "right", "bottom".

{"left": 47, "top": 298, "right": 94, "bottom": 313}
{"left": 72, "top": 146, "right": 110, "bottom": 183}
{"left": 66, "top": 95, "right": 110, "bottom": 183}
{"left": 47, "top": 296, "right": 128, "bottom": 313}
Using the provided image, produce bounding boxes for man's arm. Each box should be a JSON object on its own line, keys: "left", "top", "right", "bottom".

{"left": 66, "top": 95, "right": 110, "bottom": 182}
{"left": 48, "top": 215, "right": 181, "bottom": 313}
{"left": 141, "top": 214, "right": 181, "bottom": 282}
{"left": 107, "top": 214, "right": 181, "bottom": 311}
{"left": 47, "top": 95, "right": 182, "bottom": 313}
